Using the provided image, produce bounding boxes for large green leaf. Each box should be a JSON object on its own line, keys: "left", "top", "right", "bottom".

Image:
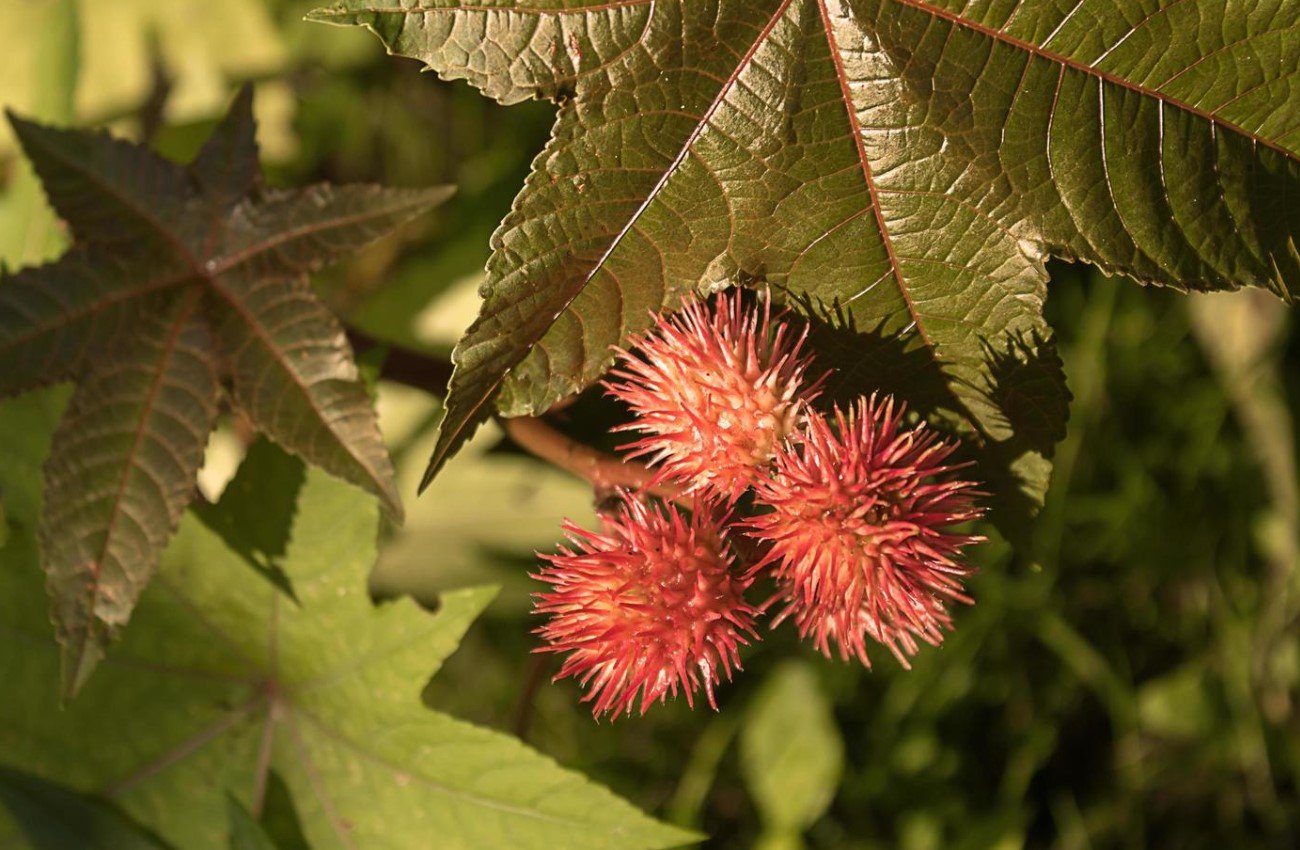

{"left": 310, "top": 0, "right": 1300, "bottom": 530}
{"left": 0, "top": 88, "right": 453, "bottom": 692}
{"left": 0, "top": 424, "right": 696, "bottom": 850}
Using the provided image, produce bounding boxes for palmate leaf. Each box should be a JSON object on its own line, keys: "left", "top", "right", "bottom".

{"left": 310, "top": 0, "right": 1300, "bottom": 533}
{"left": 0, "top": 403, "right": 696, "bottom": 850}
{"left": 0, "top": 86, "right": 453, "bottom": 694}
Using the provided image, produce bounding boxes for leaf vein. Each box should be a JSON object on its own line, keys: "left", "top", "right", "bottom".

{"left": 901, "top": 0, "right": 1300, "bottom": 163}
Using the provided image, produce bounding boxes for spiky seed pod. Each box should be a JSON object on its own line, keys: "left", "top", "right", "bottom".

{"left": 604, "top": 290, "right": 820, "bottom": 502}
{"left": 746, "top": 394, "right": 985, "bottom": 667}
{"left": 533, "top": 495, "right": 757, "bottom": 718}
{"left": 769, "top": 579, "right": 955, "bottom": 669}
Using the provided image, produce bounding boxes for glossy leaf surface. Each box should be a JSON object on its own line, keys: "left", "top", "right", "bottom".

{"left": 310, "top": 0, "right": 1300, "bottom": 529}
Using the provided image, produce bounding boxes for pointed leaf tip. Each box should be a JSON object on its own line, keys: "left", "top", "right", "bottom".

{"left": 303, "top": 5, "right": 347, "bottom": 24}
{"left": 6, "top": 111, "right": 42, "bottom": 147}
{"left": 6, "top": 108, "right": 194, "bottom": 249}
{"left": 231, "top": 81, "right": 254, "bottom": 109}
{"left": 216, "top": 83, "right": 255, "bottom": 134}
{"left": 415, "top": 457, "right": 440, "bottom": 496}
{"left": 416, "top": 400, "right": 491, "bottom": 494}
{"left": 376, "top": 476, "right": 405, "bottom": 524}
{"left": 192, "top": 84, "right": 261, "bottom": 216}
{"left": 59, "top": 638, "right": 103, "bottom": 701}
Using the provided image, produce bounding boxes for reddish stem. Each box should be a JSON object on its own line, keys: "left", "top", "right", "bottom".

{"left": 500, "top": 415, "right": 683, "bottom": 503}
{"left": 345, "top": 326, "right": 677, "bottom": 502}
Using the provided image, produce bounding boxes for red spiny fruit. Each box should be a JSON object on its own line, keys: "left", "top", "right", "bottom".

{"left": 604, "top": 289, "right": 820, "bottom": 502}
{"left": 770, "top": 578, "right": 955, "bottom": 669}
{"left": 533, "top": 495, "right": 757, "bottom": 718}
{"left": 746, "top": 394, "right": 985, "bottom": 667}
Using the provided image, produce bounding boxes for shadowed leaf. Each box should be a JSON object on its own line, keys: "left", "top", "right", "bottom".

{"left": 192, "top": 439, "right": 306, "bottom": 602}
{"left": 7, "top": 113, "right": 194, "bottom": 251}
{"left": 221, "top": 184, "right": 456, "bottom": 279}
{"left": 254, "top": 773, "right": 311, "bottom": 850}
{"left": 209, "top": 271, "right": 401, "bottom": 517}
{"left": 192, "top": 86, "right": 261, "bottom": 223}
{"left": 0, "top": 766, "right": 175, "bottom": 850}
{"left": 790, "top": 297, "right": 1065, "bottom": 540}
{"left": 0, "top": 86, "right": 452, "bottom": 692}
{"left": 225, "top": 795, "right": 279, "bottom": 850}
{"left": 40, "top": 293, "right": 219, "bottom": 695}
{"left": 0, "top": 249, "right": 184, "bottom": 398}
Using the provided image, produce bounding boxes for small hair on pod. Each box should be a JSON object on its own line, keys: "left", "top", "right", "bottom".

{"left": 532, "top": 493, "right": 757, "bottom": 718}
{"left": 746, "top": 394, "right": 986, "bottom": 667}
{"left": 604, "top": 289, "right": 822, "bottom": 503}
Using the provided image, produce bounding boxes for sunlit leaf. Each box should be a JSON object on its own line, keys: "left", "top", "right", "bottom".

{"left": 0, "top": 433, "right": 697, "bottom": 850}
{"left": 311, "top": 0, "right": 1300, "bottom": 535}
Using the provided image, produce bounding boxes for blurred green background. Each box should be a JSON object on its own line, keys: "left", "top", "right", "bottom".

{"left": 2, "top": 1, "right": 1298, "bottom": 848}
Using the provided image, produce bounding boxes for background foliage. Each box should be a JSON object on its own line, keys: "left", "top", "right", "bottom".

{"left": 1, "top": 1, "right": 1299, "bottom": 848}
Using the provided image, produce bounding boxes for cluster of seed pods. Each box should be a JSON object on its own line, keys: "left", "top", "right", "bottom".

{"left": 532, "top": 290, "right": 986, "bottom": 718}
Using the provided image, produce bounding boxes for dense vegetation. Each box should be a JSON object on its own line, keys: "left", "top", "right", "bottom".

{"left": 1, "top": 2, "right": 1297, "bottom": 848}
